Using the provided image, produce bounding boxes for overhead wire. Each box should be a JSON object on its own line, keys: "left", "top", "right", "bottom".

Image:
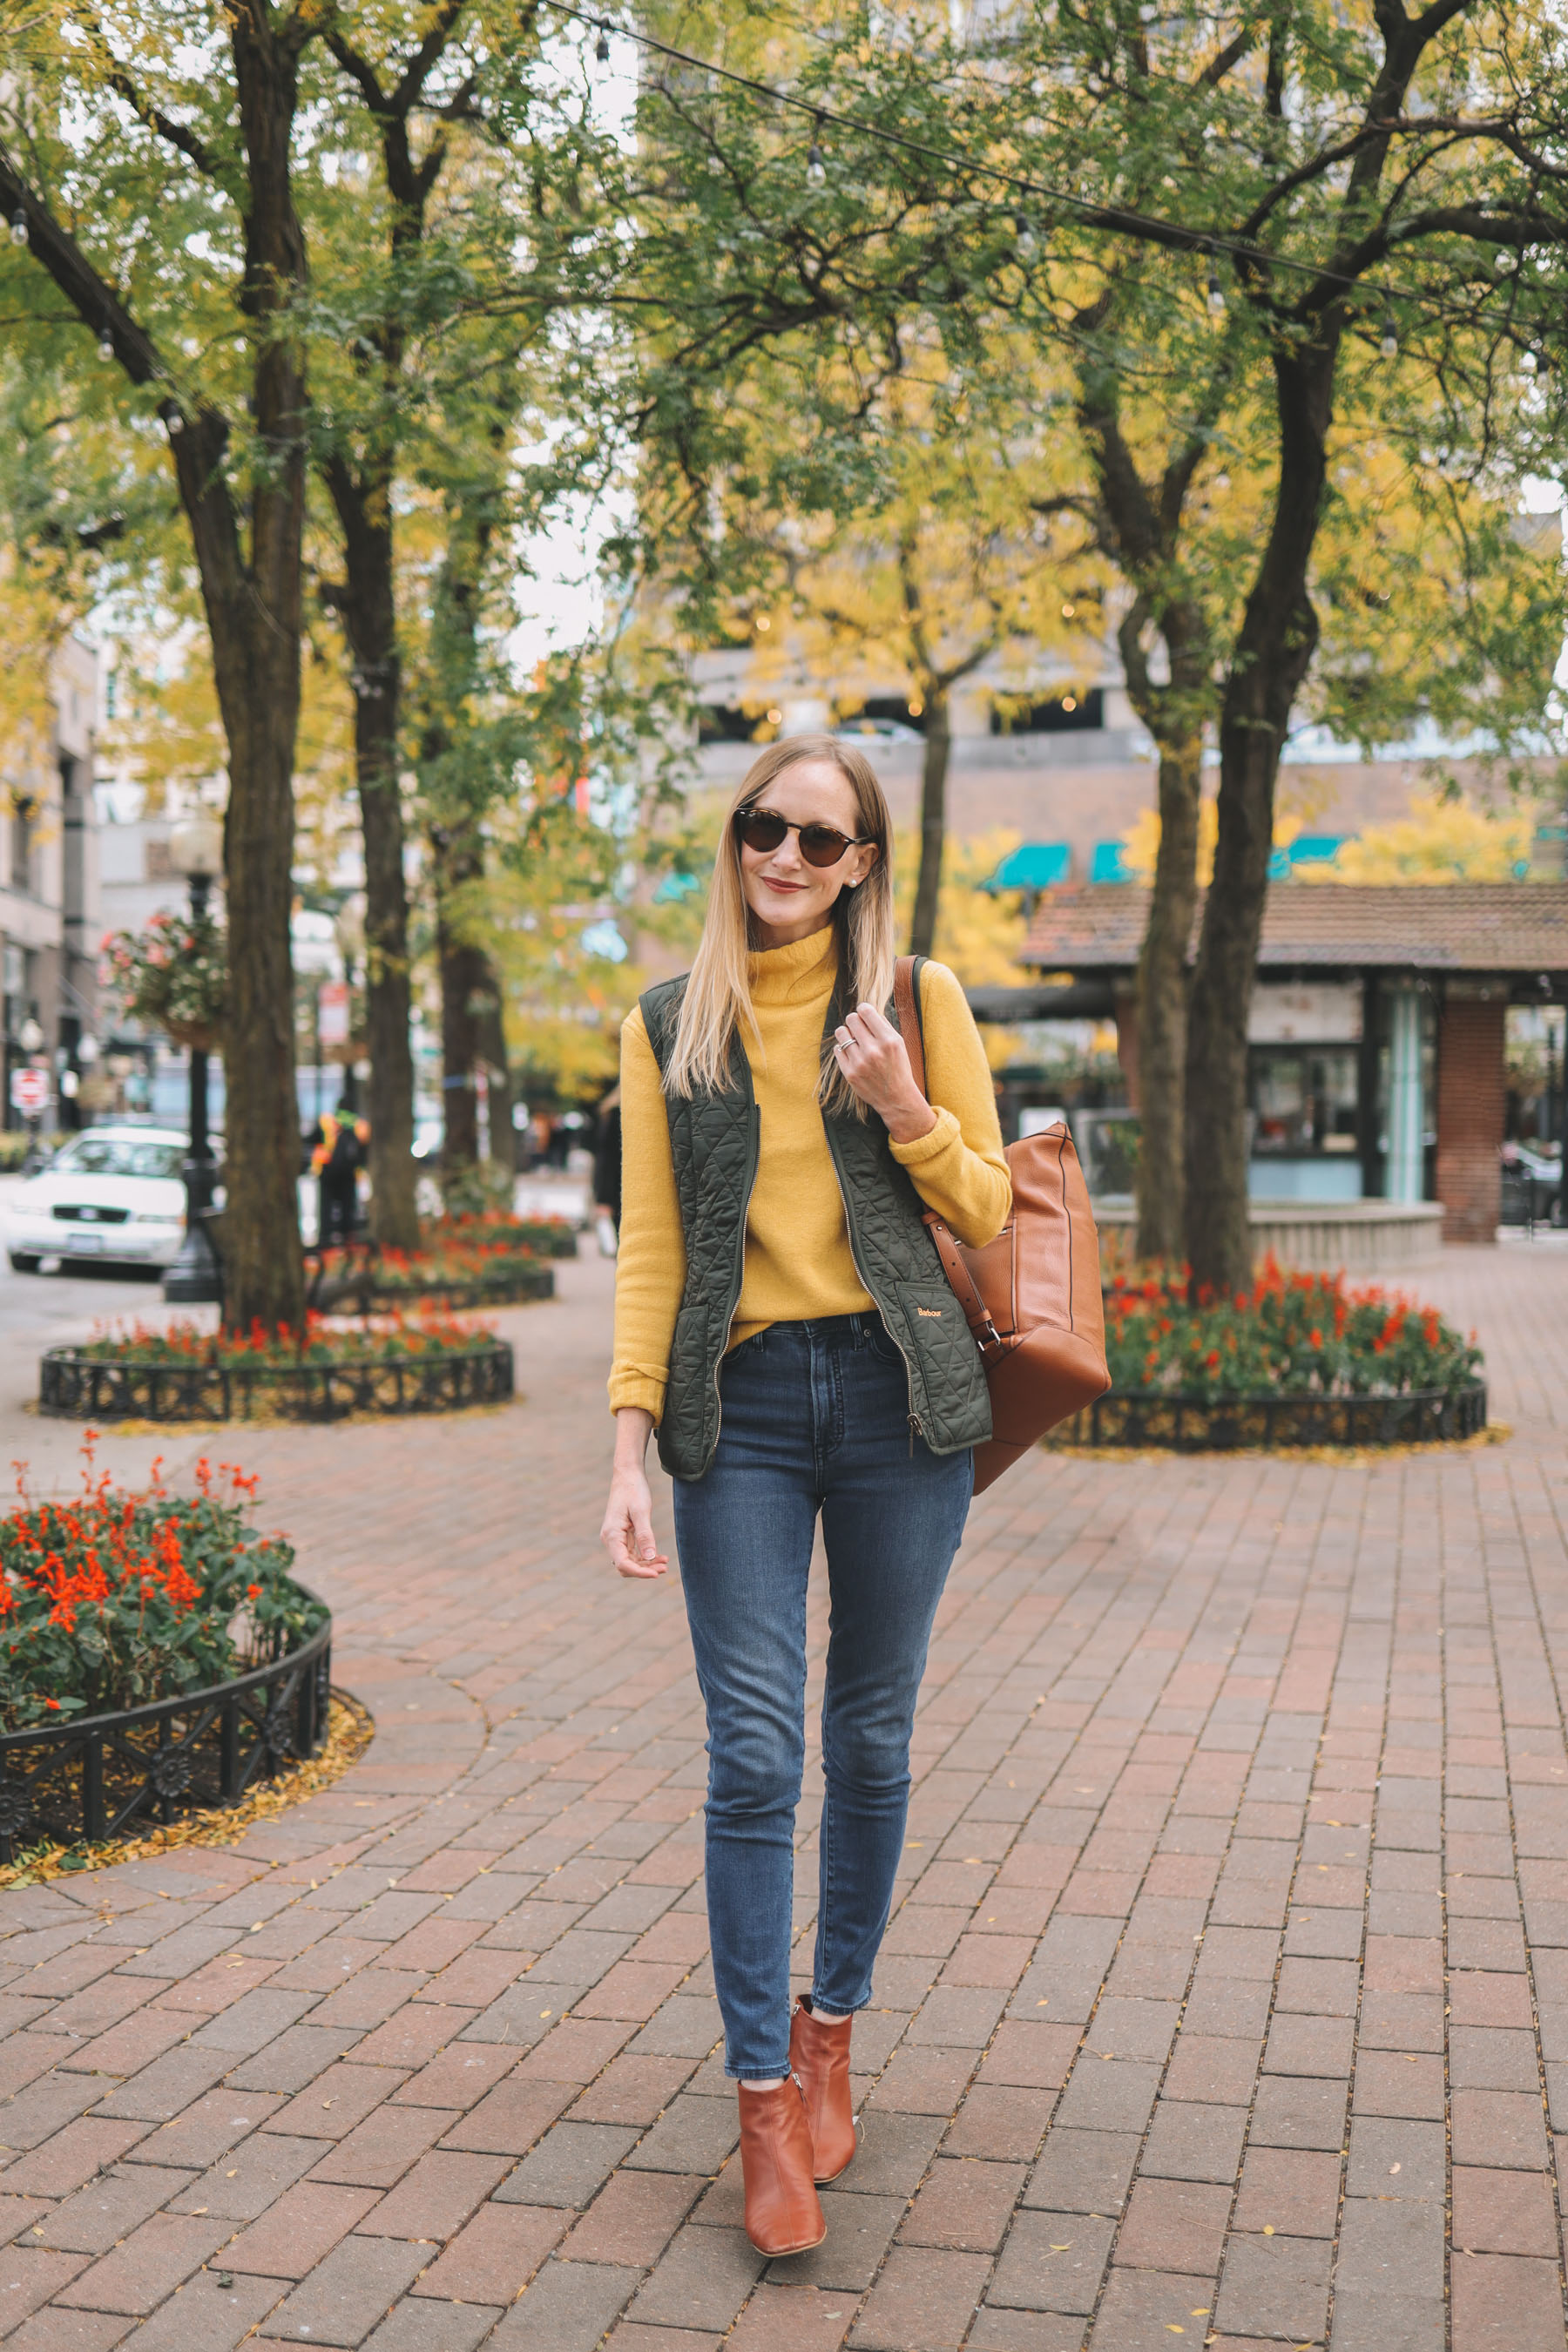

{"left": 545, "top": 0, "right": 1558, "bottom": 343}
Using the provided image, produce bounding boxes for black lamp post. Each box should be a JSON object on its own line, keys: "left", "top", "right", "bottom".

{"left": 163, "top": 813, "right": 225, "bottom": 1306}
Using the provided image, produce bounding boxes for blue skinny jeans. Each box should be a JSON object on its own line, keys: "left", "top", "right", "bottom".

{"left": 671, "top": 1313, "right": 973, "bottom": 2080}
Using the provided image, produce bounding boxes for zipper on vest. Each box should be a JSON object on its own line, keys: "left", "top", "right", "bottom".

{"left": 708, "top": 1099, "right": 763, "bottom": 1460}
{"left": 825, "top": 1133, "right": 921, "bottom": 1439}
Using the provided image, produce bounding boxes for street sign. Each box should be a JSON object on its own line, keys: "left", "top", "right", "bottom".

{"left": 10, "top": 1067, "right": 50, "bottom": 1119}
{"left": 318, "top": 981, "right": 350, "bottom": 1048}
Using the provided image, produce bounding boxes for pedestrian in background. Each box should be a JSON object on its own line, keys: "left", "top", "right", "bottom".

{"left": 599, "top": 736, "right": 1010, "bottom": 2255}
{"left": 308, "top": 1104, "right": 367, "bottom": 1247}
{"left": 593, "top": 1083, "right": 622, "bottom": 1256}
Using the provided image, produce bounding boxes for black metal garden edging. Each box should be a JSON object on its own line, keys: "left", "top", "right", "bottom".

{"left": 38, "top": 1338, "right": 515, "bottom": 1423}
{"left": 0, "top": 1596, "right": 332, "bottom": 1862}
{"left": 1051, "top": 1381, "right": 1487, "bottom": 1452}
{"left": 339, "top": 1266, "right": 555, "bottom": 1311}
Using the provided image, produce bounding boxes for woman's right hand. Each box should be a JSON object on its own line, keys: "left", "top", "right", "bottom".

{"left": 601, "top": 1409, "right": 669, "bottom": 1579}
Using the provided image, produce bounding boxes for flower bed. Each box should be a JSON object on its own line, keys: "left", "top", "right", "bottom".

{"left": 40, "top": 1313, "right": 514, "bottom": 1423}
{"left": 424, "top": 1214, "right": 580, "bottom": 1260}
{"left": 1051, "top": 1260, "right": 1485, "bottom": 1451}
{"left": 0, "top": 1448, "right": 332, "bottom": 1855}
{"left": 314, "top": 1241, "right": 555, "bottom": 1311}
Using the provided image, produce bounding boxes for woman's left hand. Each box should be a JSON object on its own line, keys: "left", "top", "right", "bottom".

{"left": 833, "top": 1003, "right": 937, "bottom": 1145}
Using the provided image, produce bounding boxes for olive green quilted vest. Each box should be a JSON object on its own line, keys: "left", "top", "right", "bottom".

{"left": 639, "top": 971, "right": 992, "bottom": 1483}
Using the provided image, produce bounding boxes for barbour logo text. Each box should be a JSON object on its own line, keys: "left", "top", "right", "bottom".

{"left": 916, "top": 1307, "right": 943, "bottom": 1318}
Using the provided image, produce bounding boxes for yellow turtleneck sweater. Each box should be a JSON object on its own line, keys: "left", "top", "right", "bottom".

{"left": 609, "top": 929, "right": 1010, "bottom": 1421}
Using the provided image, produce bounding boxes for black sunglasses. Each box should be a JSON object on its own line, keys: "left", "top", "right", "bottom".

{"left": 733, "top": 804, "right": 875, "bottom": 869}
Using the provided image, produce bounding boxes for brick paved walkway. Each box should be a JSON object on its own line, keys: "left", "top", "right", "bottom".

{"left": 3, "top": 1237, "right": 1568, "bottom": 2350}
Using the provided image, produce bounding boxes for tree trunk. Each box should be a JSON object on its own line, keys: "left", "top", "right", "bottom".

{"left": 193, "top": 7, "right": 310, "bottom": 1335}
{"left": 432, "top": 822, "right": 494, "bottom": 1176}
{"left": 1134, "top": 735, "right": 1201, "bottom": 1261}
{"left": 909, "top": 687, "right": 950, "bottom": 959}
{"left": 1183, "top": 350, "right": 1331, "bottom": 1294}
{"left": 325, "top": 461, "right": 418, "bottom": 1248}
{"left": 211, "top": 659, "right": 302, "bottom": 1332}
{"left": 476, "top": 984, "right": 517, "bottom": 1177}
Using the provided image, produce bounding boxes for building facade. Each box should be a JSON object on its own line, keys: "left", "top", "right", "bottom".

{"left": 2, "top": 635, "right": 101, "bottom": 1130}
{"left": 1019, "top": 881, "right": 1568, "bottom": 1241}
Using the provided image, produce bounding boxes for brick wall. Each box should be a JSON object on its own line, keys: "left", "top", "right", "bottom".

{"left": 1436, "top": 991, "right": 1506, "bottom": 1244}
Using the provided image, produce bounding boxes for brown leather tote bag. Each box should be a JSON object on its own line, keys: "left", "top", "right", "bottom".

{"left": 895, "top": 956, "right": 1111, "bottom": 1495}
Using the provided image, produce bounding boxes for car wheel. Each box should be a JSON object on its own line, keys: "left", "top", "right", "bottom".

{"left": 8, "top": 1253, "right": 40, "bottom": 1273}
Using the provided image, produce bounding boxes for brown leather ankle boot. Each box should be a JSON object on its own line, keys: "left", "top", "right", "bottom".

{"left": 788, "top": 1997, "right": 857, "bottom": 2184}
{"left": 737, "top": 2078, "right": 827, "bottom": 2255}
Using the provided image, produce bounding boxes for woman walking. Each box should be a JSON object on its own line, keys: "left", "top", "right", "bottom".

{"left": 600, "top": 736, "right": 1010, "bottom": 2254}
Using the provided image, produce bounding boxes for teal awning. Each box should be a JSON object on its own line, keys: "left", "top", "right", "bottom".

{"left": 1089, "top": 841, "right": 1131, "bottom": 884}
{"left": 1288, "top": 834, "right": 1350, "bottom": 868}
{"left": 985, "top": 841, "right": 1071, "bottom": 893}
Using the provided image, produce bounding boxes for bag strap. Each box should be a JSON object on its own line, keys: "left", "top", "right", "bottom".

{"left": 895, "top": 954, "right": 1004, "bottom": 1359}
{"left": 894, "top": 955, "right": 929, "bottom": 1098}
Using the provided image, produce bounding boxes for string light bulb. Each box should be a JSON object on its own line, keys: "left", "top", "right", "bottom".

{"left": 1206, "top": 258, "right": 1225, "bottom": 317}
{"left": 807, "top": 131, "right": 826, "bottom": 186}
{"left": 1015, "top": 215, "right": 1038, "bottom": 261}
{"left": 159, "top": 396, "right": 185, "bottom": 436}
{"left": 97, "top": 321, "right": 114, "bottom": 362}
{"left": 1379, "top": 309, "right": 1398, "bottom": 358}
{"left": 594, "top": 20, "right": 610, "bottom": 62}
{"left": 8, "top": 210, "right": 27, "bottom": 247}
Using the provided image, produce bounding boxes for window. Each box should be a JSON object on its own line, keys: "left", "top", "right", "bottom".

{"left": 10, "top": 794, "right": 37, "bottom": 895}
{"left": 52, "top": 1136, "right": 187, "bottom": 1179}
{"left": 696, "top": 706, "right": 759, "bottom": 745}
{"left": 1248, "top": 1048, "right": 1360, "bottom": 1155}
{"left": 991, "top": 689, "right": 1105, "bottom": 735}
{"left": 841, "top": 697, "right": 926, "bottom": 738}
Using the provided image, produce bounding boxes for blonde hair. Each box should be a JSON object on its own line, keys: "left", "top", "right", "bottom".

{"left": 664, "top": 734, "right": 896, "bottom": 1116}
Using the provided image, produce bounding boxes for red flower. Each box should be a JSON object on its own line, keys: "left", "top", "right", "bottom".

{"left": 247, "top": 1582, "right": 261, "bottom": 1599}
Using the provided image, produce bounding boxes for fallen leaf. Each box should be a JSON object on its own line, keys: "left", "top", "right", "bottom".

{"left": 1262, "top": 2225, "right": 1274, "bottom": 2235}
{"left": 1389, "top": 2163, "right": 1401, "bottom": 2175}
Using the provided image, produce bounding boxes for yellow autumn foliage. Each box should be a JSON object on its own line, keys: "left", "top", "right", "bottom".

{"left": 1323, "top": 790, "right": 1534, "bottom": 882}
{"left": 0, "top": 558, "right": 74, "bottom": 814}
{"left": 1119, "top": 800, "right": 1306, "bottom": 886}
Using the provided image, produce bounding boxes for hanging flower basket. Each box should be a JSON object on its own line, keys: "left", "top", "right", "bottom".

{"left": 101, "top": 908, "right": 227, "bottom": 1049}
{"left": 162, "top": 1018, "right": 221, "bottom": 1054}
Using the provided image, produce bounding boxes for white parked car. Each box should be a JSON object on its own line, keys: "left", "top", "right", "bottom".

{"left": 5, "top": 1126, "right": 193, "bottom": 1273}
